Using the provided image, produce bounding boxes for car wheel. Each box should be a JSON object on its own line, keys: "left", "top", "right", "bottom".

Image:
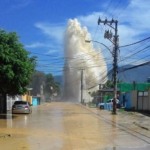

{"left": 100, "top": 106, "right": 104, "bottom": 109}
{"left": 29, "top": 109, "right": 32, "bottom": 114}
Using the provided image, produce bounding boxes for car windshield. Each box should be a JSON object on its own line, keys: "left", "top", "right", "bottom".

{"left": 14, "top": 101, "right": 28, "bottom": 105}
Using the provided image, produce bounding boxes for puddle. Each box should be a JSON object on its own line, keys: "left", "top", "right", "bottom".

{"left": 0, "top": 103, "right": 149, "bottom": 150}
{"left": 0, "top": 114, "right": 17, "bottom": 119}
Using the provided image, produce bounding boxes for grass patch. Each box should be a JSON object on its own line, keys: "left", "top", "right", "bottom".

{"left": 88, "top": 102, "right": 97, "bottom": 108}
{"left": 118, "top": 108, "right": 125, "bottom": 113}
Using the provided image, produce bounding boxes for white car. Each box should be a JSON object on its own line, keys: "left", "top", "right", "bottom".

{"left": 12, "top": 101, "right": 32, "bottom": 114}
{"left": 98, "top": 99, "right": 120, "bottom": 109}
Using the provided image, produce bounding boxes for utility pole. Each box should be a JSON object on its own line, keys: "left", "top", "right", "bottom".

{"left": 81, "top": 69, "right": 83, "bottom": 104}
{"left": 98, "top": 18, "right": 119, "bottom": 114}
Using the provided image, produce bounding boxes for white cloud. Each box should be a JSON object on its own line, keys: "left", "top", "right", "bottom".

{"left": 46, "top": 49, "right": 62, "bottom": 55}
{"left": 28, "top": 22, "right": 65, "bottom": 54}
{"left": 78, "top": 12, "right": 102, "bottom": 28}
{"left": 72, "top": 0, "right": 150, "bottom": 67}
{"left": 76, "top": 0, "right": 150, "bottom": 45}
{"left": 35, "top": 22, "right": 65, "bottom": 43}
{"left": 32, "top": 0, "right": 150, "bottom": 68}
{"left": 25, "top": 42, "right": 52, "bottom": 49}
{"left": 25, "top": 41, "right": 63, "bottom": 56}
{"left": 0, "top": 0, "right": 32, "bottom": 14}
{"left": 12, "top": 0, "right": 31, "bottom": 8}
{"left": 119, "top": 0, "right": 150, "bottom": 33}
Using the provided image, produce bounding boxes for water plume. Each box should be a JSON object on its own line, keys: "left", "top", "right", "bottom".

{"left": 63, "top": 19, "right": 107, "bottom": 102}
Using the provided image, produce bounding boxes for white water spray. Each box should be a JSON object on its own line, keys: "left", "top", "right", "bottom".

{"left": 63, "top": 19, "right": 107, "bottom": 102}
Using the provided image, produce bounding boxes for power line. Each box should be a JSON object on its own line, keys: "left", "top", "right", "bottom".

{"left": 108, "top": 0, "right": 122, "bottom": 18}
{"left": 119, "top": 36, "right": 150, "bottom": 48}
{"left": 119, "top": 45, "right": 150, "bottom": 63}
{"left": 120, "top": 61, "right": 150, "bottom": 72}
{"left": 98, "top": 18, "right": 119, "bottom": 114}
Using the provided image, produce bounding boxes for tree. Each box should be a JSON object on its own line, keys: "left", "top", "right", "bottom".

{"left": 29, "top": 72, "right": 61, "bottom": 101}
{"left": 44, "top": 73, "right": 60, "bottom": 100}
{"left": 29, "top": 71, "right": 45, "bottom": 96}
{"left": 104, "top": 80, "right": 114, "bottom": 88}
{"left": 104, "top": 79, "right": 123, "bottom": 89}
{"left": 0, "top": 29, "right": 36, "bottom": 113}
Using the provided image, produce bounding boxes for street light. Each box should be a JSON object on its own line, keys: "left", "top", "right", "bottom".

{"left": 85, "top": 39, "right": 111, "bottom": 104}
{"left": 85, "top": 40, "right": 112, "bottom": 55}
{"left": 85, "top": 39, "right": 118, "bottom": 114}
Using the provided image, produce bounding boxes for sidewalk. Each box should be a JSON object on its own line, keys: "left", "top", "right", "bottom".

{"left": 85, "top": 105, "right": 150, "bottom": 132}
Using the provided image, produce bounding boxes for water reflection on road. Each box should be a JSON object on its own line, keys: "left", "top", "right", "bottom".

{"left": 0, "top": 102, "right": 150, "bottom": 150}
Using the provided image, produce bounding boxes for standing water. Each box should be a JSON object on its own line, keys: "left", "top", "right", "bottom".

{"left": 63, "top": 19, "right": 107, "bottom": 102}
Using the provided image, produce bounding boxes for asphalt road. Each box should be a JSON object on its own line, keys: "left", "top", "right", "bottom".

{"left": 0, "top": 102, "right": 150, "bottom": 150}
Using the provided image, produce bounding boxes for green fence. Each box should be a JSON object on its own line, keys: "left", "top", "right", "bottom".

{"left": 118, "top": 83, "right": 150, "bottom": 92}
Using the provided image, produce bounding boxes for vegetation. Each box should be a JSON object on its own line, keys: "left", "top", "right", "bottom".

{"left": 0, "top": 29, "right": 36, "bottom": 113}
{"left": 29, "top": 71, "right": 45, "bottom": 96}
{"left": 89, "top": 80, "right": 123, "bottom": 104}
{"left": 104, "top": 80, "right": 114, "bottom": 88}
{"left": 44, "top": 73, "right": 60, "bottom": 100}
{"left": 29, "top": 71, "right": 60, "bottom": 101}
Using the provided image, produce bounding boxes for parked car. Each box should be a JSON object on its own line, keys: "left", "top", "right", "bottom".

{"left": 98, "top": 99, "right": 120, "bottom": 109}
{"left": 12, "top": 101, "right": 32, "bottom": 114}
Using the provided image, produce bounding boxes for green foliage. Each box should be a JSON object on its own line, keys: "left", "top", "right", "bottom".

{"left": 105, "top": 80, "right": 114, "bottom": 88}
{"left": 104, "top": 79, "right": 122, "bottom": 89}
{"left": 29, "top": 71, "right": 60, "bottom": 100}
{"left": 29, "top": 71, "right": 45, "bottom": 96}
{"left": 44, "top": 73, "right": 60, "bottom": 96}
{"left": 90, "top": 91, "right": 100, "bottom": 98}
{"left": 0, "top": 29, "right": 36, "bottom": 95}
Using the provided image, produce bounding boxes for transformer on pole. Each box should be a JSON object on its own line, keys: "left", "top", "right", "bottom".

{"left": 98, "top": 18, "right": 119, "bottom": 114}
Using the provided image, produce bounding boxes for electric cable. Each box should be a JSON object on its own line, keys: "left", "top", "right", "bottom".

{"left": 119, "top": 36, "right": 150, "bottom": 48}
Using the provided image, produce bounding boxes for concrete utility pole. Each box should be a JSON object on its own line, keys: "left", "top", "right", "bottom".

{"left": 98, "top": 18, "right": 119, "bottom": 114}
{"left": 81, "top": 69, "right": 84, "bottom": 104}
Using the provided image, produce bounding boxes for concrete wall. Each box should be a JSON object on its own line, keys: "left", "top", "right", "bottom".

{"left": 7, "top": 94, "right": 32, "bottom": 111}
{"left": 22, "top": 94, "right": 32, "bottom": 104}
{"left": 7, "top": 96, "right": 21, "bottom": 110}
{"left": 131, "top": 90, "right": 137, "bottom": 109}
{"left": 131, "top": 90, "right": 150, "bottom": 111}
{"left": 148, "top": 89, "right": 150, "bottom": 111}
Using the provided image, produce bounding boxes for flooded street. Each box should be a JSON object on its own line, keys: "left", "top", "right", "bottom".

{"left": 0, "top": 102, "right": 150, "bottom": 150}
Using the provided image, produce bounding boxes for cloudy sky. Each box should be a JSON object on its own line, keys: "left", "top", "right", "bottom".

{"left": 0, "top": 0, "right": 150, "bottom": 75}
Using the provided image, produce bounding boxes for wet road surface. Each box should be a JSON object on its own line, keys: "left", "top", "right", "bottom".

{"left": 0, "top": 102, "right": 150, "bottom": 150}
